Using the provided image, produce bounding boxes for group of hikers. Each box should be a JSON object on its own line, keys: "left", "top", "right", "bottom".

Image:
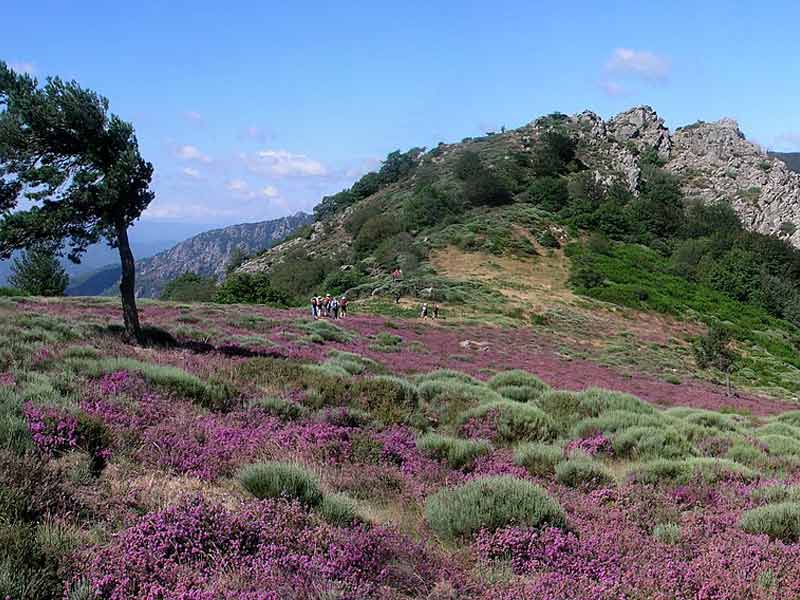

{"left": 419, "top": 302, "right": 440, "bottom": 319}
{"left": 311, "top": 294, "right": 348, "bottom": 320}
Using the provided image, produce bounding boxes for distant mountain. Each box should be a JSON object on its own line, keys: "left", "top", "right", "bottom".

{"left": 134, "top": 212, "right": 313, "bottom": 297}
{"left": 66, "top": 264, "right": 121, "bottom": 296}
{"left": 769, "top": 152, "right": 800, "bottom": 174}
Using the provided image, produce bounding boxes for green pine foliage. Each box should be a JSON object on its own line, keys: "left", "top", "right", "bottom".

{"left": 8, "top": 248, "right": 69, "bottom": 297}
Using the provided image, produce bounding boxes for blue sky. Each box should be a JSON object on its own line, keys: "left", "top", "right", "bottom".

{"left": 4, "top": 0, "right": 800, "bottom": 227}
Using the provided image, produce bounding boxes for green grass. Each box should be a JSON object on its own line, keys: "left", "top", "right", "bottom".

{"left": 425, "top": 476, "right": 565, "bottom": 540}
{"left": 238, "top": 462, "right": 323, "bottom": 507}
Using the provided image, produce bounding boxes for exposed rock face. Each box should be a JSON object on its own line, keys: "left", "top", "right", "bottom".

{"left": 608, "top": 106, "right": 672, "bottom": 160}
{"left": 668, "top": 119, "right": 800, "bottom": 243}
{"left": 134, "top": 212, "right": 312, "bottom": 297}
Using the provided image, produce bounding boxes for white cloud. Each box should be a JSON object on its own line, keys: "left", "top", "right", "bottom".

{"left": 9, "top": 61, "right": 36, "bottom": 75}
{"left": 242, "top": 149, "right": 328, "bottom": 178}
{"left": 176, "top": 144, "right": 212, "bottom": 163}
{"left": 182, "top": 167, "right": 201, "bottom": 178}
{"left": 605, "top": 48, "right": 670, "bottom": 81}
{"left": 261, "top": 185, "right": 279, "bottom": 198}
{"left": 143, "top": 202, "right": 241, "bottom": 220}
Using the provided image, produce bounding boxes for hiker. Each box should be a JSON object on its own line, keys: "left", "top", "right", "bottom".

{"left": 420, "top": 303, "right": 428, "bottom": 319}
{"left": 340, "top": 296, "right": 348, "bottom": 318}
{"left": 311, "top": 296, "right": 319, "bottom": 320}
{"left": 395, "top": 290, "right": 402, "bottom": 304}
{"left": 433, "top": 304, "right": 440, "bottom": 319}
{"left": 323, "top": 295, "right": 331, "bottom": 317}
{"left": 331, "top": 297, "right": 339, "bottom": 320}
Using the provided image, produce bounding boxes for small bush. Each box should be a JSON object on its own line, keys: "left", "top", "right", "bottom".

{"left": 751, "top": 484, "right": 800, "bottom": 504}
{"left": 667, "top": 408, "right": 739, "bottom": 432}
{"left": 555, "top": 458, "right": 615, "bottom": 489}
{"left": 572, "top": 410, "right": 664, "bottom": 438}
{"left": 238, "top": 462, "right": 323, "bottom": 507}
{"left": 612, "top": 426, "right": 693, "bottom": 460}
{"left": 488, "top": 370, "right": 549, "bottom": 392}
{"left": 459, "top": 401, "right": 556, "bottom": 444}
{"left": 352, "top": 376, "right": 418, "bottom": 424}
{"left": 495, "top": 385, "right": 544, "bottom": 403}
{"left": 326, "top": 350, "right": 381, "bottom": 375}
{"left": 319, "top": 493, "right": 359, "bottom": 526}
{"left": 740, "top": 502, "right": 800, "bottom": 542}
{"left": 777, "top": 411, "right": 800, "bottom": 427}
{"left": 250, "top": 397, "right": 308, "bottom": 421}
{"left": 536, "top": 390, "right": 585, "bottom": 435}
{"left": 652, "top": 522, "right": 681, "bottom": 544}
{"left": 416, "top": 369, "right": 481, "bottom": 386}
{"left": 630, "top": 457, "right": 757, "bottom": 485}
{"left": 514, "top": 442, "right": 564, "bottom": 477}
{"left": 758, "top": 434, "right": 800, "bottom": 457}
{"left": 416, "top": 433, "right": 491, "bottom": 469}
{"left": 300, "top": 320, "right": 355, "bottom": 343}
{"left": 725, "top": 441, "right": 766, "bottom": 466}
{"left": 577, "top": 388, "right": 655, "bottom": 417}
{"left": 756, "top": 422, "right": 800, "bottom": 438}
{"left": 425, "top": 476, "right": 565, "bottom": 540}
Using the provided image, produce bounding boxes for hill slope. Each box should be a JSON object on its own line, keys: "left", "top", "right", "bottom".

{"left": 134, "top": 212, "right": 312, "bottom": 297}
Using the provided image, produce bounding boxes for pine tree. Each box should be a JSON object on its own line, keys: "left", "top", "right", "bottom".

{"left": 9, "top": 247, "right": 69, "bottom": 296}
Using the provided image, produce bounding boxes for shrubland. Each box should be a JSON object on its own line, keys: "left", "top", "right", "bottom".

{"left": 3, "top": 296, "right": 800, "bottom": 598}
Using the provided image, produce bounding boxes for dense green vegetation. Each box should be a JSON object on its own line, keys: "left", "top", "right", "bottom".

{"left": 8, "top": 248, "right": 69, "bottom": 297}
{"left": 160, "top": 272, "right": 217, "bottom": 302}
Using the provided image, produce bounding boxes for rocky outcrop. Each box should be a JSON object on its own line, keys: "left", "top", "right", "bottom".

{"left": 668, "top": 119, "right": 800, "bottom": 243}
{"left": 134, "top": 212, "right": 312, "bottom": 297}
{"left": 607, "top": 106, "right": 672, "bottom": 160}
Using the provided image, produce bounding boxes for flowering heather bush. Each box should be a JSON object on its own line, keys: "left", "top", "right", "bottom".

{"left": 98, "top": 370, "right": 130, "bottom": 395}
{"left": 0, "top": 372, "right": 15, "bottom": 386}
{"left": 564, "top": 432, "right": 612, "bottom": 457}
{"left": 24, "top": 403, "right": 78, "bottom": 456}
{"left": 74, "top": 496, "right": 449, "bottom": 600}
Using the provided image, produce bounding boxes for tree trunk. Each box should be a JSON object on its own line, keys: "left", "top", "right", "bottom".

{"left": 115, "top": 221, "right": 143, "bottom": 344}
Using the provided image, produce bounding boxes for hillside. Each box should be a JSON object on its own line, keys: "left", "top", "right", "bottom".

{"left": 65, "top": 263, "right": 121, "bottom": 296}
{"left": 133, "top": 212, "right": 312, "bottom": 297}
{"left": 6, "top": 295, "right": 800, "bottom": 598}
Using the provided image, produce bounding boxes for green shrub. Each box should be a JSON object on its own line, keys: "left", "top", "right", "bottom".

{"left": 612, "top": 426, "right": 693, "bottom": 459}
{"left": 652, "top": 522, "right": 681, "bottom": 544}
{"left": 416, "top": 369, "right": 481, "bottom": 386}
{"left": 725, "top": 441, "right": 766, "bottom": 466}
{"left": 630, "top": 457, "right": 757, "bottom": 485}
{"left": 351, "top": 376, "right": 419, "bottom": 424}
{"left": 495, "top": 385, "right": 545, "bottom": 403}
{"left": 751, "top": 484, "right": 800, "bottom": 504}
{"left": 0, "top": 523, "right": 67, "bottom": 599}
{"left": 459, "top": 401, "right": 556, "bottom": 444}
{"left": 740, "top": 502, "right": 800, "bottom": 541}
{"left": 250, "top": 397, "right": 308, "bottom": 421}
{"left": 488, "top": 369, "right": 549, "bottom": 392}
{"left": 424, "top": 476, "right": 565, "bottom": 540}
{"left": 576, "top": 388, "right": 655, "bottom": 416}
{"left": 160, "top": 272, "right": 217, "bottom": 302}
{"left": 555, "top": 458, "right": 615, "bottom": 489}
{"left": 514, "top": 442, "right": 564, "bottom": 477}
{"left": 238, "top": 462, "right": 323, "bottom": 507}
{"left": 757, "top": 422, "right": 800, "bottom": 438}
{"left": 416, "top": 433, "right": 491, "bottom": 469}
{"left": 215, "top": 272, "right": 290, "bottom": 306}
{"left": 536, "top": 391, "right": 585, "bottom": 434}
{"left": 666, "top": 408, "right": 739, "bottom": 432}
{"left": 326, "top": 350, "right": 381, "bottom": 375}
{"left": 758, "top": 434, "right": 800, "bottom": 457}
{"left": 300, "top": 320, "right": 355, "bottom": 343}
{"left": 572, "top": 410, "right": 664, "bottom": 438}
{"left": 319, "top": 493, "right": 359, "bottom": 526}
{"left": 777, "top": 411, "right": 800, "bottom": 427}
